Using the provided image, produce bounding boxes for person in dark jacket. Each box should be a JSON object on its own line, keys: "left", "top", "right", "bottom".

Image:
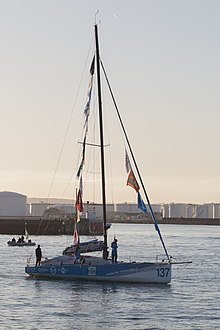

{"left": 111, "top": 238, "right": 118, "bottom": 263}
{"left": 35, "top": 245, "right": 42, "bottom": 266}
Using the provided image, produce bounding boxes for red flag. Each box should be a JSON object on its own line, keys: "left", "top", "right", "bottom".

{"left": 75, "top": 189, "right": 83, "bottom": 212}
{"left": 126, "top": 169, "right": 140, "bottom": 192}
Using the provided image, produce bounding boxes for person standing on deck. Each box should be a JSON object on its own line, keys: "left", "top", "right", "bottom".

{"left": 35, "top": 245, "right": 42, "bottom": 266}
{"left": 111, "top": 238, "right": 118, "bottom": 263}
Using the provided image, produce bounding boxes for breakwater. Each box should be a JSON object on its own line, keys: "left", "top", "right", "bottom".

{"left": 110, "top": 217, "right": 220, "bottom": 226}
{"left": 0, "top": 217, "right": 105, "bottom": 236}
{"left": 0, "top": 216, "right": 219, "bottom": 236}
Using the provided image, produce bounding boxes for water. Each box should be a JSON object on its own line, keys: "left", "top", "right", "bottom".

{"left": 0, "top": 224, "right": 219, "bottom": 330}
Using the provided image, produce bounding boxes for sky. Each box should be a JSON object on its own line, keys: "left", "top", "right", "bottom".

{"left": 0, "top": 0, "right": 220, "bottom": 204}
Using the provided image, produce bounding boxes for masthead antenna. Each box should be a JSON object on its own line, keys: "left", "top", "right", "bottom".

{"left": 95, "top": 10, "right": 101, "bottom": 25}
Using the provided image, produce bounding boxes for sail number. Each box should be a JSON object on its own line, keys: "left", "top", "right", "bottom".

{"left": 156, "top": 267, "right": 170, "bottom": 278}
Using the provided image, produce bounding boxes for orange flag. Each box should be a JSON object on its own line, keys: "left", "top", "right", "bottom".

{"left": 126, "top": 169, "right": 140, "bottom": 192}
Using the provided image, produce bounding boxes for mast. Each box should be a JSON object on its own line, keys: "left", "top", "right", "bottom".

{"left": 94, "top": 24, "right": 108, "bottom": 259}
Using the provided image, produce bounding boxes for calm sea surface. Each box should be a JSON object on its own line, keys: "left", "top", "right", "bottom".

{"left": 0, "top": 224, "right": 219, "bottom": 330}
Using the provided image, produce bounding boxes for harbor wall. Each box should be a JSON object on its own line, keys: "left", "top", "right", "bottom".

{"left": 0, "top": 216, "right": 219, "bottom": 237}
{"left": 111, "top": 217, "right": 220, "bottom": 225}
{"left": 0, "top": 217, "right": 105, "bottom": 236}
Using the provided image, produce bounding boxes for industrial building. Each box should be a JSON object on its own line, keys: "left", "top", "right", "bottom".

{"left": 0, "top": 191, "right": 220, "bottom": 220}
{"left": 0, "top": 191, "right": 27, "bottom": 216}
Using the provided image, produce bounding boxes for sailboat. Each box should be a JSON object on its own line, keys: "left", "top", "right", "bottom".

{"left": 8, "top": 223, "right": 36, "bottom": 246}
{"left": 25, "top": 23, "right": 188, "bottom": 283}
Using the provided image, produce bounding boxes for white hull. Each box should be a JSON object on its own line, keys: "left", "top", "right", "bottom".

{"left": 26, "top": 255, "right": 171, "bottom": 284}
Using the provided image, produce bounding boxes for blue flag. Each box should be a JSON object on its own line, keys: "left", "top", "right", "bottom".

{"left": 138, "top": 191, "right": 147, "bottom": 213}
